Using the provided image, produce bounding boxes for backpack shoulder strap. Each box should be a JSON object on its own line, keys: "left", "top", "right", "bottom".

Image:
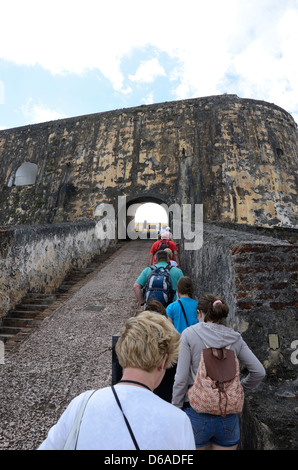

{"left": 178, "top": 299, "right": 189, "bottom": 327}
{"left": 154, "top": 240, "right": 163, "bottom": 254}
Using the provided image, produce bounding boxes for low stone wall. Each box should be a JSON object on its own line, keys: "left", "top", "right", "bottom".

{"left": 181, "top": 223, "right": 297, "bottom": 449}
{"left": 0, "top": 222, "right": 114, "bottom": 319}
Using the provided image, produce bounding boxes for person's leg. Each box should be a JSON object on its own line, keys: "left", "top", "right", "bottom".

{"left": 210, "top": 443, "right": 238, "bottom": 450}
{"left": 212, "top": 414, "right": 240, "bottom": 450}
{"left": 185, "top": 408, "right": 213, "bottom": 449}
{"left": 196, "top": 442, "right": 212, "bottom": 450}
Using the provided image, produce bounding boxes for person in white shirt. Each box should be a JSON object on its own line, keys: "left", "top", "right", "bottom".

{"left": 38, "top": 311, "right": 195, "bottom": 450}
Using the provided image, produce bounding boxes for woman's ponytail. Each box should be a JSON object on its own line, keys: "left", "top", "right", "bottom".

{"left": 197, "top": 294, "right": 229, "bottom": 323}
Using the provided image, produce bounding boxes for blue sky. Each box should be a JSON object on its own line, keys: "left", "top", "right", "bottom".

{"left": 0, "top": 0, "right": 297, "bottom": 130}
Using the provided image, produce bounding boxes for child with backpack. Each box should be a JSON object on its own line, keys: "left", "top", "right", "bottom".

{"left": 172, "top": 294, "right": 266, "bottom": 450}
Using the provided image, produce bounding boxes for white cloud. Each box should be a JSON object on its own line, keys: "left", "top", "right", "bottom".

{"left": 21, "top": 99, "right": 66, "bottom": 125}
{"left": 1, "top": 0, "right": 297, "bottom": 121}
{"left": 0, "top": 0, "right": 237, "bottom": 92}
{"left": 223, "top": 4, "right": 298, "bottom": 122}
{"left": 140, "top": 92, "right": 154, "bottom": 105}
{"left": 129, "top": 58, "right": 166, "bottom": 83}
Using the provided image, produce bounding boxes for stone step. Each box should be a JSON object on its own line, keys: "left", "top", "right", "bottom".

{"left": 21, "top": 296, "right": 56, "bottom": 305}
{"left": 57, "top": 285, "right": 72, "bottom": 293}
{"left": 0, "top": 326, "right": 22, "bottom": 341}
{"left": 0, "top": 243, "right": 126, "bottom": 347}
{"left": 5, "top": 310, "right": 40, "bottom": 319}
{"left": 0, "top": 332, "right": 15, "bottom": 341}
{"left": 14, "top": 304, "right": 49, "bottom": 311}
{"left": 1, "top": 317, "right": 41, "bottom": 328}
{"left": 25, "top": 293, "right": 57, "bottom": 298}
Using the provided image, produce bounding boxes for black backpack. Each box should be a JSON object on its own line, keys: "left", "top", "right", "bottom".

{"left": 143, "top": 265, "right": 174, "bottom": 306}
{"left": 154, "top": 239, "right": 170, "bottom": 254}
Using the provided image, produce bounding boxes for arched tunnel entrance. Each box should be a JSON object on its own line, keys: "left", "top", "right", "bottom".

{"left": 127, "top": 199, "right": 169, "bottom": 239}
{"left": 120, "top": 196, "right": 171, "bottom": 241}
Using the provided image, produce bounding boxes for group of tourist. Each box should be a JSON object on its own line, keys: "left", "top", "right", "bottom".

{"left": 38, "top": 230, "right": 266, "bottom": 451}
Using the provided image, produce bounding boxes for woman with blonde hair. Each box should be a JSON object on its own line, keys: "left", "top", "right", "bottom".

{"left": 39, "top": 311, "right": 195, "bottom": 450}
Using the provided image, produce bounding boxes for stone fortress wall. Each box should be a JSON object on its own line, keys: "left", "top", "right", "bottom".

{"left": 0, "top": 94, "right": 297, "bottom": 449}
{"left": 0, "top": 94, "right": 297, "bottom": 227}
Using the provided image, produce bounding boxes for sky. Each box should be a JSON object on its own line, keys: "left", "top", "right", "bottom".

{"left": 0, "top": 0, "right": 297, "bottom": 131}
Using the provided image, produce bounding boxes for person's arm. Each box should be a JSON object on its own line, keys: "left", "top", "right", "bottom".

{"left": 173, "top": 250, "right": 180, "bottom": 268}
{"left": 149, "top": 241, "right": 159, "bottom": 266}
{"left": 172, "top": 331, "right": 192, "bottom": 408}
{"left": 166, "top": 304, "right": 174, "bottom": 324}
{"left": 169, "top": 241, "right": 180, "bottom": 268}
{"left": 237, "top": 339, "right": 266, "bottom": 392}
{"left": 133, "top": 282, "right": 145, "bottom": 308}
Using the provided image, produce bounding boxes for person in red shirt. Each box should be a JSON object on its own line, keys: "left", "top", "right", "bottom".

{"left": 149, "top": 233, "right": 180, "bottom": 267}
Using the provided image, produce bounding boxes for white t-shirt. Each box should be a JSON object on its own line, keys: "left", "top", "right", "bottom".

{"left": 38, "top": 385, "right": 195, "bottom": 450}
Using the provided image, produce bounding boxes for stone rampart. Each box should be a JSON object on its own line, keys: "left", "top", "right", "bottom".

{"left": 181, "top": 223, "right": 297, "bottom": 449}
{"left": 0, "top": 95, "right": 297, "bottom": 228}
{"left": 0, "top": 222, "right": 113, "bottom": 318}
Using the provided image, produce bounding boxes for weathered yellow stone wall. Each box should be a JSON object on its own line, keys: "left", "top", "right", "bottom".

{"left": 0, "top": 95, "right": 297, "bottom": 228}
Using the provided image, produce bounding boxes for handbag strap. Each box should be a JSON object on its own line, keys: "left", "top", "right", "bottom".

{"left": 111, "top": 386, "right": 140, "bottom": 450}
{"left": 63, "top": 390, "right": 96, "bottom": 450}
{"left": 178, "top": 299, "right": 189, "bottom": 327}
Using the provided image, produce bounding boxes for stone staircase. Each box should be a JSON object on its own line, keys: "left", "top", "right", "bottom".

{"left": 0, "top": 293, "right": 57, "bottom": 342}
{"left": 0, "top": 243, "right": 126, "bottom": 348}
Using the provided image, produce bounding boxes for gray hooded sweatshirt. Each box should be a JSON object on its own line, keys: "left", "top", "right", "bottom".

{"left": 172, "top": 321, "right": 266, "bottom": 409}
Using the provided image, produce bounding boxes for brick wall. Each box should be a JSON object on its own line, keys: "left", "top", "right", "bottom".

{"left": 181, "top": 223, "right": 297, "bottom": 449}
{"left": 181, "top": 224, "right": 297, "bottom": 371}
{"left": 232, "top": 243, "right": 297, "bottom": 312}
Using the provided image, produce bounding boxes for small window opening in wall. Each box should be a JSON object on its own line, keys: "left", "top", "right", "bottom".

{"left": 276, "top": 147, "right": 284, "bottom": 158}
{"left": 8, "top": 162, "right": 38, "bottom": 187}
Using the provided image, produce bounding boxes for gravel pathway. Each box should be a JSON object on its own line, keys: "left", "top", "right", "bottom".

{"left": 0, "top": 239, "right": 151, "bottom": 450}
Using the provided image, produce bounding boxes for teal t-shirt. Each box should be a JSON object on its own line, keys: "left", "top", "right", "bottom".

{"left": 135, "top": 262, "right": 183, "bottom": 301}
{"left": 166, "top": 297, "right": 198, "bottom": 333}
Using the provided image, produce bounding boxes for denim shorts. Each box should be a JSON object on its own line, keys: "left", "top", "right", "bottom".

{"left": 185, "top": 406, "right": 240, "bottom": 448}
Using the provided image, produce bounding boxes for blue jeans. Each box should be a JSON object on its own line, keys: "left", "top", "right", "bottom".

{"left": 185, "top": 406, "right": 240, "bottom": 448}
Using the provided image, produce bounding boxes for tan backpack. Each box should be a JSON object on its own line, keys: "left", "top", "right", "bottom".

{"left": 188, "top": 346, "right": 244, "bottom": 417}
